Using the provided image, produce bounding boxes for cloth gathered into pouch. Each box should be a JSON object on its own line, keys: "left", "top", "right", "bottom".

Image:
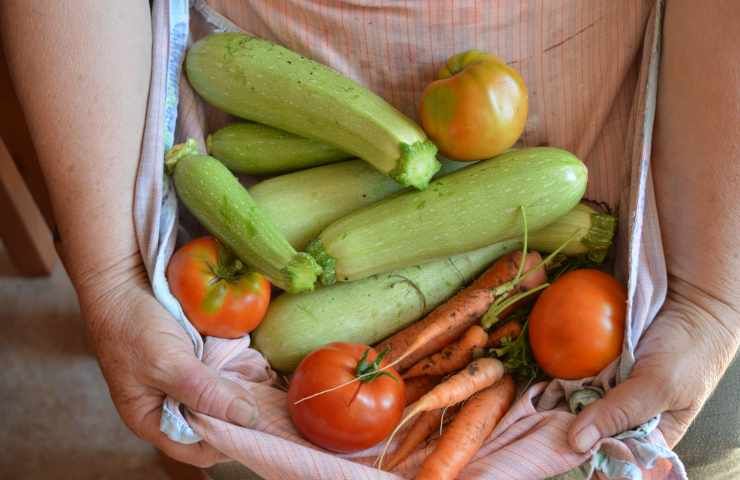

{"left": 133, "top": 0, "right": 686, "bottom": 478}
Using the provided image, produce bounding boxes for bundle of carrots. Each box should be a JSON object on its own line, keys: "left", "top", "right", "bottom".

{"left": 372, "top": 249, "right": 548, "bottom": 478}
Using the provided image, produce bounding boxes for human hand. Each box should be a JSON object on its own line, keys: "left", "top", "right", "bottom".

{"left": 80, "top": 257, "right": 258, "bottom": 467}
{"left": 568, "top": 281, "right": 740, "bottom": 452}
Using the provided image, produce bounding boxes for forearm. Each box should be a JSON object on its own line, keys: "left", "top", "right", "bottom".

{"left": 653, "top": 1, "right": 740, "bottom": 349}
{"left": 0, "top": 1, "right": 152, "bottom": 304}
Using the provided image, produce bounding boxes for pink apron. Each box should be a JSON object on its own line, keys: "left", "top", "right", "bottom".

{"left": 134, "top": 0, "right": 680, "bottom": 478}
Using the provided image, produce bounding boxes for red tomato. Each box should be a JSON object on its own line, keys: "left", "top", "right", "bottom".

{"left": 166, "top": 236, "right": 270, "bottom": 338}
{"left": 528, "top": 269, "right": 626, "bottom": 379}
{"left": 420, "top": 50, "right": 528, "bottom": 161}
{"left": 288, "top": 343, "right": 405, "bottom": 453}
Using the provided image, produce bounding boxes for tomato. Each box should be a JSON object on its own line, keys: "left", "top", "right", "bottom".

{"left": 528, "top": 269, "right": 626, "bottom": 379}
{"left": 420, "top": 50, "right": 528, "bottom": 161}
{"left": 288, "top": 343, "right": 405, "bottom": 453}
{"left": 166, "top": 236, "right": 271, "bottom": 339}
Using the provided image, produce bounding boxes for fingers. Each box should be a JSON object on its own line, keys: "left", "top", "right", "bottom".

{"left": 149, "top": 353, "right": 259, "bottom": 429}
{"left": 568, "top": 375, "right": 669, "bottom": 452}
{"left": 138, "top": 405, "right": 229, "bottom": 468}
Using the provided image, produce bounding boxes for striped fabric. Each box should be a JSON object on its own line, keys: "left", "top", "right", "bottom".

{"left": 134, "top": 0, "right": 684, "bottom": 478}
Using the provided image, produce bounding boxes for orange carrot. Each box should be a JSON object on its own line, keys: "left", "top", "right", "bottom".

{"left": 404, "top": 375, "right": 442, "bottom": 406}
{"left": 384, "top": 409, "right": 445, "bottom": 471}
{"left": 487, "top": 320, "right": 523, "bottom": 348}
{"left": 404, "top": 325, "right": 489, "bottom": 378}
{"left": 416, "top": 375, "right": 516, "bottom": 480}
{"left": 378, "top": 358, "right": 504, "bottom": 468}
{"left": 378, "top": 288, "right": 495, "bottom": 372}
{"left": 377, "top": 251, "right": 546, "bottom": 371}
{"left": 470, "top": 251, "right": 546, "bottom": 292}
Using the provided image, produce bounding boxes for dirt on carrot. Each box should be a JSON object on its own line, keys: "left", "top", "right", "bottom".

{"left": 378, "top": 357, "right": 505, "bottom": 468}
{"left": 384, "top": 408, "right": 445, "bottom": 471}
{"left": 415, "top": 375, "right": 516, "bottom": 480}
{"left": 377, "top": 251, "right": 546, "bottom": 372}
{"left": 487, "top": 320, "right": 523, "bottom": 348}
{"left": 404, "top": 325, "right": 489, "bottom": 378}
{"left": 404, "top": 375, "right": 442, "bottom": 406}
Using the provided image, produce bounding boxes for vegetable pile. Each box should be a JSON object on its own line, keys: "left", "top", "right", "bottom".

{"left": 165, "top": 32, "right": 626, "bottom": 479}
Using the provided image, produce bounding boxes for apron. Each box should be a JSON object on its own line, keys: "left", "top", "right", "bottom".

{"left": 134, "top": 1, "right": 683, "bottom": 478}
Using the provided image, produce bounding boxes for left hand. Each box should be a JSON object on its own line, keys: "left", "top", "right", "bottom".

{"left": 568, "top": 285, "right": 740, "bottom": 451}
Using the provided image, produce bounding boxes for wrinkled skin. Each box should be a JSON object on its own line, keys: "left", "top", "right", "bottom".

{"left": 569, "top": 288, "right": 738, "bottom": 451}
{"left": 83, "top": 258, "right": 258, "bottom": 467}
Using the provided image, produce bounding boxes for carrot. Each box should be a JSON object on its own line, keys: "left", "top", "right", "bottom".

{"left": 378, "top": 358, "right": 504, "bottom": 468}
{"left": 487, "top": 320, "right": 523, "bottom": 348}
{"left": 377, "top": 251, "right": 545, "bottom": 371}
{"left": 404, "top": 325, "right": 489, "bottom": 378}
{"left": 404, "top": 375, "right": 442, "bottom": 406}
{"left": 378, "top": 288, "right": 494, "bottom": 372}
{"left": 384, "top": 409, "right": 445, "bottom": 471}
{"left": 416, "top": 375, "right": 516, "bottom": 480}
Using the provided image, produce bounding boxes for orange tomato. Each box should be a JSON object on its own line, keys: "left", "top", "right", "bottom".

{"left": 528, "top": 269, "right": 626, "bottom": 379}
{"left": 420, "top": 50, "right": 528, "bottom": 161}
{"left": 167, "top": 236, "right": 271, "bottom": 338}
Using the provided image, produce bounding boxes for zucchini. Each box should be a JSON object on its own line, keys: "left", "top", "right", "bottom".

{"left": 186, "top": 32, "right": 440, "bottom": 189}
{"left": 308, "top": 147, "right": 588, "bottom": 284}
{"left": 252, "top": 202, "right": 614, "bottom": 371}
{"left": 207, "top": 122, "right": 351, "bottom": 175}
{"left": 253, "top": 240, "right": 520, "bottom": 372}
{"left": 527, "top": 203, "right": 616, "bottom": 262}
{"left": 250, "top": 158, "right": 471, "bottom": 250}
{"left": 165, "top": 139, "right": 321, "bottom": 293}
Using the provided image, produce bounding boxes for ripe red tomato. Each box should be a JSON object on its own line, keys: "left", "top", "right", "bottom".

{"left": 288, "top": 343, "right": 405, "bottom": 453}
{"left": 528, "top": 269, "right": 626, "bottom": 379}
{"left": 420, "top": 50, "right": 528, "bottom": 161}
{"left": 166, "top": 236, "right": 271, "bottom": 339}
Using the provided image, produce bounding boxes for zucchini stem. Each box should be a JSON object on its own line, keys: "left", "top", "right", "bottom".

{"left": 389, "top": 140, "right": 441, "bottom": 190}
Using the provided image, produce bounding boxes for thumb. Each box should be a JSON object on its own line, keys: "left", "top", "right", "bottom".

{"left": 568, "top": 375, "right": 667, "bottom": 452}
{"left": 154, "top": 353, "right": 259, "bottom": 428}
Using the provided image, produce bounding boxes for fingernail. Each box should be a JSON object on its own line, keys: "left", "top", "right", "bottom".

{"left": 574, "top": 425, "right": 601, "bottom": 452}
{"left": 228, "top": 398, "right": 258, "bottom": 428}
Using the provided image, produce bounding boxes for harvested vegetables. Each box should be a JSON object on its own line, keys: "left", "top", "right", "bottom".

{"left": 403, "top": 325, "right": 489, "bottom": 379}
{"left": 377, "top": 249, "right": 547, "bottom": 371}
{"left": 420, "top": 50, "right": 528, "bottom": 161}
{"left": 207, "top": 122, "right": 350, "bottom": 175}
{"left": 250, "top": 158, "right": 470, "bottom": 250}
{"left": 166, "top": 236, "right": 270, "bottom": 338}
{"left": 307, "top": 147, "right": 588, "bottom": 284}
{"left": 186, "top": 32, "right": 440, "bottom": 189}
{"left": 415, "top": 375, "right": 516, "bottom": 479}
{"left": 165, "top": 139, "right": 321, "bottom": 293}
{"left": 253, "top": 240, "right": 520, "bottom": 372}
{"left": 529, "top": 269, "right": 627, "bottom": 379}
{"left": 287, "top": 343, "right": 405, "bottom": 453}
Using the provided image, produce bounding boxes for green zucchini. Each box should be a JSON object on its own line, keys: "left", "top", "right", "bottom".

{"left": 186, "top": 32, "right": 440, "bottom": 189}
{"left": 207, "top": 122, "right": 351, "bottom": 175}
{"left": 251, "top": 202, "right": 614, "bottom": 371}
{"left": 253, "top": 240, "right": 520, "bottom": 372}
{"left": 165, "top": 139, "right": 321, "bottom": 293}
{"left": 307, "top": 147, "right": 588, "bottom": 284}
{"left": 527, "top": 203, "right": 616, "bottom": 262}
{"left": 250, "top": 158, "right": 472, "bottom": 250}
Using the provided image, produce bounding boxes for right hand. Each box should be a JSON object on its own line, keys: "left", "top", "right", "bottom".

{"left": 79, "top": 255, "right": 258, "bottom": 467}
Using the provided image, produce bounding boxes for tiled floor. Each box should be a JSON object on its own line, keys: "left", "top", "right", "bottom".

{"left": 0, "top": 245, "right": 169, "bottom": 479}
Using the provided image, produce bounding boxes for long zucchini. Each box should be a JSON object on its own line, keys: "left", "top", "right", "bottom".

{"left": 252, "top": 203, "right": 614, "bottom": 371}
{"left": 250, "top": 158, "right": 471, "bottom": 250}
{"left": 207, "top": 122, "right": 351, "bottom": 175}
{"left": 165, "top": 139, "right": 321, "bottom": 293}
{"left": 252, "top": 240, "right": 520, "bottom": 372}
{"left": 308, "top": 147, "right": 588, "bottom": 284}
{"left": 186, "top": 32, "right": 440, "bottom": 189}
